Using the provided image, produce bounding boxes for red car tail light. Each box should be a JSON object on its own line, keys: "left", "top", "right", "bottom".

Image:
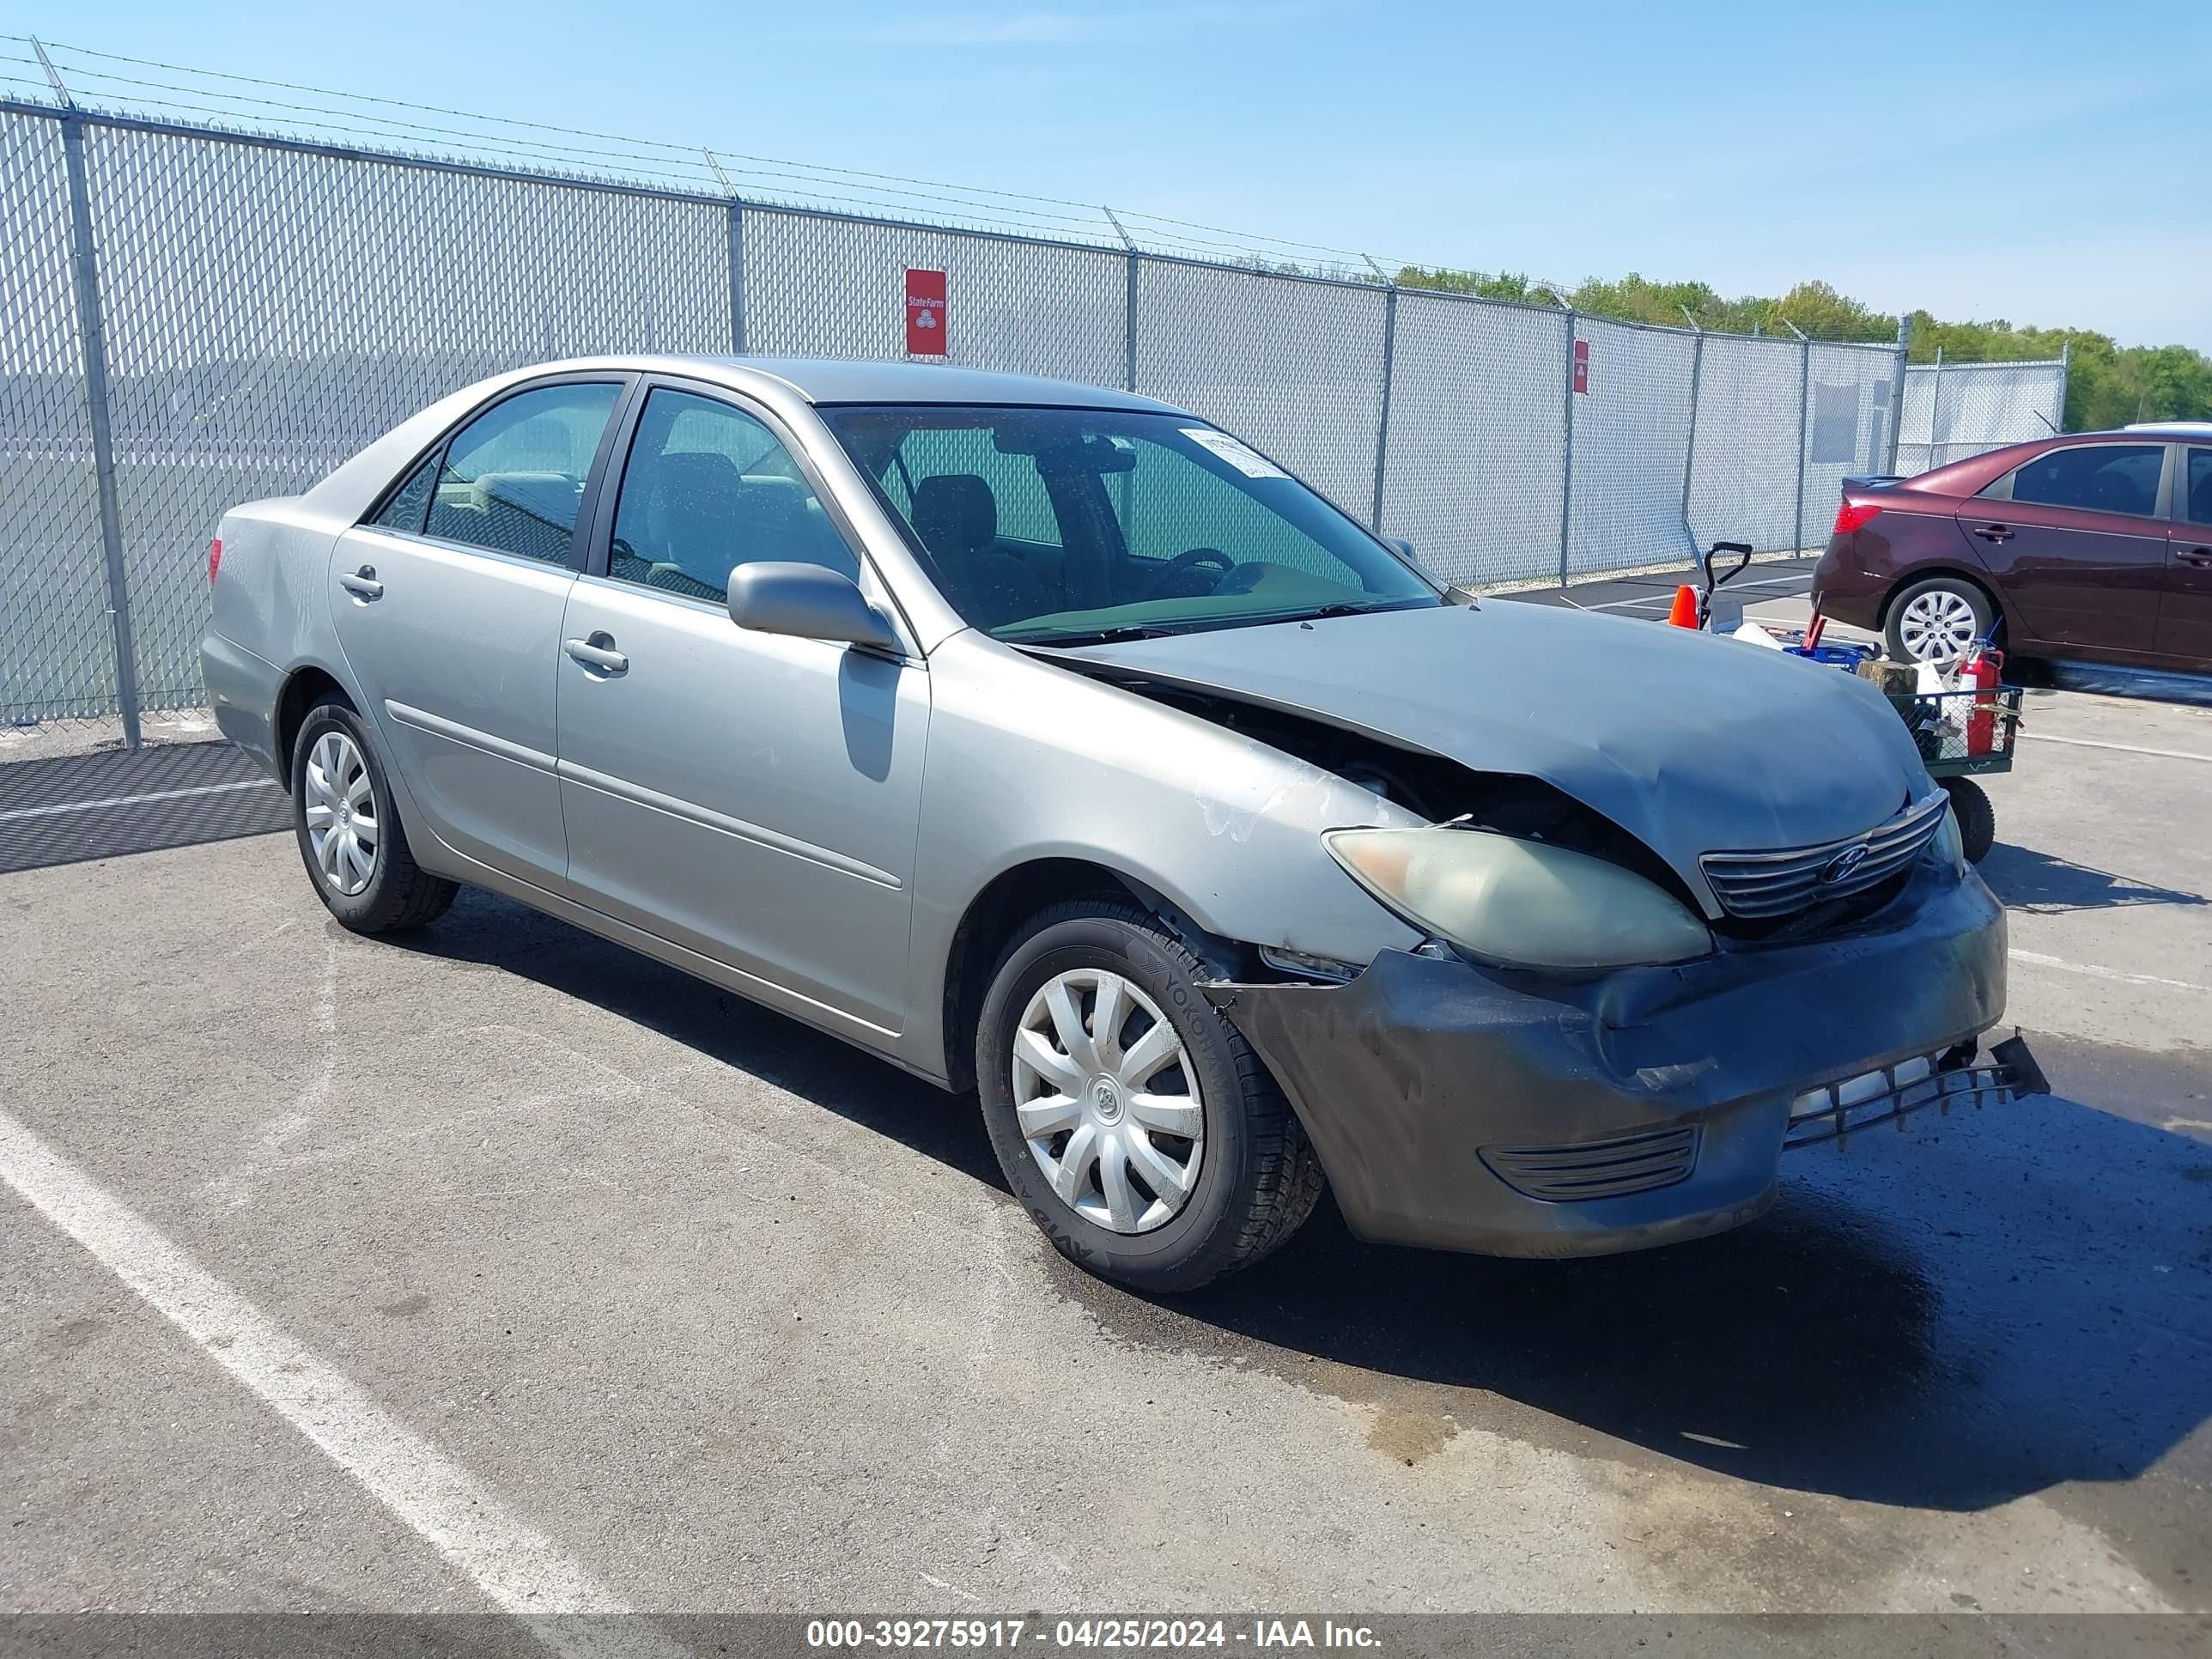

{"left": 207, "top": 537, "right": 222, "bottom": 583}
{"left": 1832, "top": 501, "right": 1882, "bottom": 536}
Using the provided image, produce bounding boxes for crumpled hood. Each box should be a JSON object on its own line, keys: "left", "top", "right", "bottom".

{"left": 1059, "top": 601, "right": 1932, "bottom": 901}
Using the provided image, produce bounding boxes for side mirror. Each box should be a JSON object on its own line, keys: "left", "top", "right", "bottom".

{"left": 1386, "top": 536, "right": 1418, "bottom": 562}
{"left": 727, "top": 562, "right": 903, "bottom": 654}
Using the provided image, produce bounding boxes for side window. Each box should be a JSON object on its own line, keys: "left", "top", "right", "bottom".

{"left": 608, "top": 389, "right": 859, "bottom": 602}
{"left": 2000, "top": 444, "right": 2165, "bottom": 519}
{"left": 370, "top": 453, "right": 438, "bottom": 533}
{"left": 2188, "top": 448, "right": 2212, "bottom": 527}
{"left": 423, "top": 382, "right": 622, "bottom": 568}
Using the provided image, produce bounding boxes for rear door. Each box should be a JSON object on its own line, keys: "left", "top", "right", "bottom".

{"left": 331, "top": 376, "right": 628, "bottom": 885}
{"left": 2160, "top": 446, "right": 2212, "bottom": 669}
{"left": 1960, "top": 441, "right": 2170, "bottom": 656}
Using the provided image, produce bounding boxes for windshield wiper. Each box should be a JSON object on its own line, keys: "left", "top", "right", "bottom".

{"left": 1012, "top": 624, "right": 1177, "bottom": 647}
{"left": 1212, "top": 599, "right": 1425, "bottom": 630}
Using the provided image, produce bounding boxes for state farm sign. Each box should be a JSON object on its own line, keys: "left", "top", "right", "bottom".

{"left": 905, "top": 269, "right": 947, "bottom": 356}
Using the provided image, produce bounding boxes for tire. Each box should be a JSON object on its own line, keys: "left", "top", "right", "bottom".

{"left": 1885, "top": 575, "right": 1996, "bottom": 667}
{"left": 975, "top": 900, "right": 1325, "bottom": 1293}
{"left": 1943, "top": 776, "right": 1996, "bottom": 864}
{"left": 290, "top": 698, "right": 458, "bottom": 934}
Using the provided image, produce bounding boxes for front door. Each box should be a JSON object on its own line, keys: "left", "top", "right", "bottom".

{"left": 1960, "top": 441, "right": 2169, "bottom": 657}
{"left": 2159, "top": 446, "right": 2212, "bottom": 670}
{"left": 554, "top": 383, "right": 929, "bottom": 1036}
{"left": 331, "top": 377, "right": 627, "bottom": 884}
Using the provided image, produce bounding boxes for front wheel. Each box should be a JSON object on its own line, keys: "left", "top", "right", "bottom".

{"left": 975, "top": 901, "right": 1324, "bottom": 1292}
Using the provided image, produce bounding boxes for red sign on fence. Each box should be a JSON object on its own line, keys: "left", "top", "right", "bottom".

{"left": 1571, "top": 337, "right": 1589, "bottom": 395}
{"left": 905, "top": 269, "right": 947, "bottom": 356}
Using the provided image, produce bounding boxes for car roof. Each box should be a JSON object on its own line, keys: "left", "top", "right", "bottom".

{"left": 572, "top": 354, "right": 1188, "bottom": 414}
{"left": 2119, "top": 421, "right": 2212, "bottom": 437}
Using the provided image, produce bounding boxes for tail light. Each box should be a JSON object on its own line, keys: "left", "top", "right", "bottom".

{"left": 207, "top": 538, "right": 222, "bottom": 583}
{"left": 1832, "top": 501, "right": 1882, "bottom": 536}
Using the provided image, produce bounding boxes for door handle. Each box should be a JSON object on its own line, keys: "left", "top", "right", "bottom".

{"left": 1972, "top": 524, "right": 2014, "bottom": 544}
{"left": 562, "top": 635, "right": 629, "bottom": 676}
{"left": 338, "top": 565, "right": 384, "bottom": 601}
{"left": 2180, "top": 547, "right": 2212, "bottom": 567}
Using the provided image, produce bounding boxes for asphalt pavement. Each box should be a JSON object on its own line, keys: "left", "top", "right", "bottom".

{"left": 2, "top": 673, "right": 2208, "bottom": 1636}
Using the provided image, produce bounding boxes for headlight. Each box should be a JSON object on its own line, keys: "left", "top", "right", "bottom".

{"left": 1324, "top": 826, "right": 1711, "bottom": 972}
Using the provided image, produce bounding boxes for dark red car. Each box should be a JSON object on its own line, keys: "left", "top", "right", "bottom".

{"left": 1813, "top": 424, "right": 2212, "bottom": 672}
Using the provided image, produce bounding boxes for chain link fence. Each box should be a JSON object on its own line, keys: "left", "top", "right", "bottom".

{"left": 1898, "top": 355, "right": 2068, "bottom": 476}
{"left": 1, "top": 101, "right": 1910, "bottom": 738}
{"left": 0, "top": 110, "right": 109, "bottom": 723}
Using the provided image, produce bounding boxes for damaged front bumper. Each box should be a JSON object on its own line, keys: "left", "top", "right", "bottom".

{"left": 1206, "top": 864, "right": 2043, "bottom": 1259}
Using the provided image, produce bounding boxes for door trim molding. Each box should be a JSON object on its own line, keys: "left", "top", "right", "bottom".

{"left": 557, "top": 758, "right": 903, "bottom": 890}
{"left": 386, "top": 699, "right": 556, "bottom": 773}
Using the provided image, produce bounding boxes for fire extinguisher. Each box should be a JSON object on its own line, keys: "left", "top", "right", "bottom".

{"left": 1961, "top": 638, "right": 2003, "bottom": 757}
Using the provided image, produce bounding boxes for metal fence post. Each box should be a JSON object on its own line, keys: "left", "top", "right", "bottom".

{"left": 703, "top": 149, "right": 746, "bottom": 354}
{"left": 1678, "top": 307, "right": 1704, "bottom": 556}
{"left": 1104, "top": 208, "right": 1139, "bottom": 393}
{"left": 1370, "top": 280, "right": 1398, "bottom": 532}
{"left": 727, "top": 198, "right": 746, "bottom": 354}
{"left": 58, "top": 110, "right": 142, "bottom": 749}
{"left": 1887, "top": 314, "right": 1911, "bottom": 475}
{"left": 1928, "top": 346, "right": 1944, "bottom": 470}
{"left": 1103, "top": 209, "right": 1139, "bottom": 526}
{"left": 1556, "top": 305, "right": 1577, "bottom": 585}
{"left": 2055, "top": 339, "right": 2072, "bottom": 434}
{"left": 1786, "top": 322, "right": 1810, "bottom": 554}
{"left": 1123, "top": 253, "right": 1139, "bottom": 393}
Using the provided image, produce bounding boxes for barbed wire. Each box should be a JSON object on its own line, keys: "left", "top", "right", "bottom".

{"left": 0, "top": 34, "right": 1414, "bottom": 276}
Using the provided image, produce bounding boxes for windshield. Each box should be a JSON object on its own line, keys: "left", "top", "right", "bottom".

{"left": 819, "top": 404, "right": 1440, "bottom": 642}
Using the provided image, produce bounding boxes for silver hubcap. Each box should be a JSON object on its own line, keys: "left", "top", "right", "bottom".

{"left": 1012, "top": 969, "right": 1204, "bottom": 1235}
{"left": 301, "top": 731, "right": 378, "bottom": 896}
{"left": 1897, "top": 590, "right": 1979, "bottom": 665}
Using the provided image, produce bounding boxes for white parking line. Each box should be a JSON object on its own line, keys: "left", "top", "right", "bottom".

{"left": 0, "top": 779, "right": 277, "bottom": 823}
{"left": 2015, "top": 732, "right": 2212, "bottom": 765}
{"left": 0, "top": 1108, "right": 685, "bottom": 1659}
{"left": 2011, "top": 949, "right": 2210, "bottom": 995}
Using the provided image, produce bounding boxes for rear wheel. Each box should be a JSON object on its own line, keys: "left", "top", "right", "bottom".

{"left": 1886, "top": 576, "right": 1995, "bottom": 667}
{"left": 290, "top": 699, "right": 457, "bottom": 934}
{"left": 975, "top": 901, "right": 1324, "bottom": 1292}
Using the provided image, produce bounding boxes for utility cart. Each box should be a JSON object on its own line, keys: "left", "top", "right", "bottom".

{"left": 1881, "top": 684, "right": 2023, "bottom": 863}
{"left": 1687, "top": 542, "right": 2022, "bottom": 864}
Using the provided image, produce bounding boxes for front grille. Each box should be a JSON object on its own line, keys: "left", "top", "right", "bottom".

{"left": 1480, "top": 1125, "right": 1699, "bottom": 1201}
{"left": 1698, "top": 793, "right": 1948, "bottom": 921}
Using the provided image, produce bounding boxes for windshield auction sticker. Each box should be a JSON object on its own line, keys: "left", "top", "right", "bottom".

{"left": 1180, "top": 428, "right": 1290, "bottom": 480}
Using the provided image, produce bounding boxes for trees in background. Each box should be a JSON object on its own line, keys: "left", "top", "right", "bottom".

{"left": 1393, "top": 267, "right": 2212, "bottom": 432}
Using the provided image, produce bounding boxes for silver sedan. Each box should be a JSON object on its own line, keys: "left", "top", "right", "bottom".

{"left": 203, "top": 356, "right": 2037, "bottom": 1290}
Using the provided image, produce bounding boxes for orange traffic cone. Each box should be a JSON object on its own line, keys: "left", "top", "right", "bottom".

{"left": 1666, "top": 585, "right": 1700, "bottom": 629}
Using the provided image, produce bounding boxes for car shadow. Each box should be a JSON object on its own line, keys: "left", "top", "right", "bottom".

{"left": 1978, "top": 842, "right": 2209, "bottom": 914}
{"left": 392, "top": 889, "right": 2212, "bottom": 1519}
{"left": 392, "top": 887, "right": 1005, "bottom": 1190}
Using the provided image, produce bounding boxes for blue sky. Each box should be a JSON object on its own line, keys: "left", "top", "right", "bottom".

{"left": 24, "top": 0, "right": 2211, "bottom": 349}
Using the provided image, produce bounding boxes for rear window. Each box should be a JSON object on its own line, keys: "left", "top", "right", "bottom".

{"left": 1999, "top": 444, "right": 2164, "bottom": 519}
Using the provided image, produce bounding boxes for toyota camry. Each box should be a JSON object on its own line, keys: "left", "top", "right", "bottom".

{"left": 202, "top": 356, "right": 2041, "bottom": 1290}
